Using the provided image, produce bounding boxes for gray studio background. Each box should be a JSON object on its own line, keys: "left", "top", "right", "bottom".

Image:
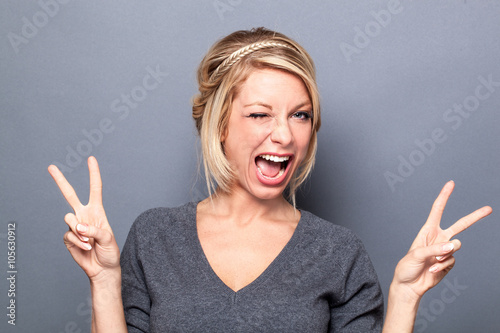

{"left": 1, "top": 1, "right": 499, "bottom": 332}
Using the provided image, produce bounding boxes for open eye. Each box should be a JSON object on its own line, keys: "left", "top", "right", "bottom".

{"left": 292, "top": 111, "right": 312, "bottom": 120}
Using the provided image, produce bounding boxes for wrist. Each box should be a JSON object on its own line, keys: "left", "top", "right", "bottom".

{"left": 383, "top": 282, "right": 422, "bottom": 333}
{"left": 88, "top": 268, "right": 126, "bottom": 333}
{"left": 388, "top": 281, "right": 422, "bottom": 308}
{"left": 89, "top": 268, "right": 122, "bottom": 290}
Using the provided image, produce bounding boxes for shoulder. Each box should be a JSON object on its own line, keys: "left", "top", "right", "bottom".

{"left": 128, "top": 201, "right": 198, "bottom": 240}
{"left": 295, "top": 210, "right": 382, "bottom": 301}
{"left": 296, "top": 209, "right": 375, "bottom": 273}
{"left": 298, "top": 209, "right": 363, "bottom": 248}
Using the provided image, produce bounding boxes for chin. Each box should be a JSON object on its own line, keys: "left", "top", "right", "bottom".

{"left": 247, "top": 183, "right": 289, "bottom": 202}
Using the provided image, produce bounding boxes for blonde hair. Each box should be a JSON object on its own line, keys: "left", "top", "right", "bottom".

{"left": 192, "top": 27, "right": 321, "bottom": 205}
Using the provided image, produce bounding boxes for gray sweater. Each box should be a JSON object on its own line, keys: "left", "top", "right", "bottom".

{"left": 121, "top": 202, "right": 383, "bottom": 332}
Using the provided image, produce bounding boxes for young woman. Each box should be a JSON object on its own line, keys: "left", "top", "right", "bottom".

{"left": 48, "top": 28, "right": 492, "bottom": 332}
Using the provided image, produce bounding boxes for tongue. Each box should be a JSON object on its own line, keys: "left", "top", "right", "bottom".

{"left": 256, "top": 157, "right": 282, "bottom": 178}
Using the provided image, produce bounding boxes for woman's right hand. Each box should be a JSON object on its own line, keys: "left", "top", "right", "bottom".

{"left": 48, "top": 156, "right": 120, "bottom": 281}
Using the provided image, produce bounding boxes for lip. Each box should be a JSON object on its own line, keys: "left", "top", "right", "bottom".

{"left": 258, "top": 152, "right": 294, "bottom": 158}
{"left": 255, "top": 152, "right": 295, "bottom": 186}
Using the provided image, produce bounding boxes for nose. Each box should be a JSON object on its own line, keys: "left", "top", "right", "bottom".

{"left": 270, "top": 118, "right": 293, "bottom": 146}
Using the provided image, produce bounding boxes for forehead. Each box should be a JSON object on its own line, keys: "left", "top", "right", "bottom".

{"left": 236, "top": 68, "right": 311, "bottom": 107}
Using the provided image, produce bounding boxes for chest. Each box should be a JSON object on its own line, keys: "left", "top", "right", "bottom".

{"left": 197, "top": 220, "right": 296, "bottom": 292}
{"left": 142, "top": 240, "right": 332, "bottom": 333}
{"left": 134, "top": 213, "right": 362, "bottom": 332}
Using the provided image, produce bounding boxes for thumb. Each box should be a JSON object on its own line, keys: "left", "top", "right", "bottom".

{"left": 76, "top": 223, "right": 115, "bottom": 247}
{"left": 410, "top": 239, "right": 462, "bottom": 261}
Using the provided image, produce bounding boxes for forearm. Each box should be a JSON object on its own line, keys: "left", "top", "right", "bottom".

{"left": 382, "top": 282, "right": 421, "bottom": 333}
{"left": 89, "top": 269, "right": 127, "bottom": 333}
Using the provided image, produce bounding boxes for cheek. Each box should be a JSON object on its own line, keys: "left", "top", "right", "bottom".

{"left": 225, "top": 124, "right": 266, "bottom": 162}
{"left": 293, "top": 126, "right": 312, "bottom": 153}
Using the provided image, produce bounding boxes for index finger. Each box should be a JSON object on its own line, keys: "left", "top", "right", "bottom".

{"left": 48, "top": 164, "right": 83, "bottom": 211}
{"left": 424, "top": 181, "right": 455, "bottom": 228}
{"left": 87, "top": 156, "right": 103, "bottom": 205}
{"left": 444, "top": 206, "right": 493, "bottom": 239}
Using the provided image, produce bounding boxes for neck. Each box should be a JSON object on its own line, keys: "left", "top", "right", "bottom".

{"left": 201, "top": 187, "right": 296, "bottom": 225}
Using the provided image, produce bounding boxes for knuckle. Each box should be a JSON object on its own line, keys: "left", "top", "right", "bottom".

{"left": 63, "top": 230, "right": 75, "bottom": 243}
{"left": 64, "top": 213, "right": 74, "bottom": 222}
{"left": 450, "top": 256, "right": 456, "bottom": 264}
{"left": 103, "top": 231, "right": 114, "bottom": 244}
{"left": 97, "top": 228, "right": 111, "bottom": 243}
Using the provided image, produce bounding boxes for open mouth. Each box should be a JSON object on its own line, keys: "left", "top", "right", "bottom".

{"left": 255, "top": 154, "right": 291, "bottom": 180}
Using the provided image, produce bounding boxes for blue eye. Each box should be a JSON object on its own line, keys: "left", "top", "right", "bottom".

{"left": 292, "top": 111, "right": 312, "bottom": 120}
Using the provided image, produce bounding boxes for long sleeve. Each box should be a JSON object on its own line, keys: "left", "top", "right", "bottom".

{"left": 328, "top": 234, "right": 384, "bottom": 332}
{"left": 120, "top": 212, "right": 152, "bottom": 333}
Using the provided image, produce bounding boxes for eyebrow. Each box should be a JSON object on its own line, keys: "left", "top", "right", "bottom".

{"left": 243, "top": 101, "right": 312, "bottom": 110}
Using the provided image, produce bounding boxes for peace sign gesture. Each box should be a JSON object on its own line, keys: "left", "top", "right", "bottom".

{"left": 393, "top": 180, "right": 492, "bottom": 299}
{"left": 48, "top": 156, "right": 120, "bottom": 281}
{"left": 383, "top": 181, "right": 492, "bottom": 332}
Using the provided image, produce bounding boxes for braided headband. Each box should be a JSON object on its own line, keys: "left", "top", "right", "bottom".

{"left": 210, "top": 41, "right": 294, "bottom": 81}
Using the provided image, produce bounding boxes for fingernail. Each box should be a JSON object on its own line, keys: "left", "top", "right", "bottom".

{"left": 429, "top": 265, "right": 438, "bottom": 273}
{"left": 436, "top": 256, "right": 443, "bottom": 261}
{"left": 81, "top": 236, "right": 89, "bottom": 242}
{"left": 83, "top": 243, "right": 92, "bottom": 250}
{"left": 77, "top": 224, "right": 87, "bottom": 233}
{"left": 443, "top": 243, "right": 454, "bottom": 252}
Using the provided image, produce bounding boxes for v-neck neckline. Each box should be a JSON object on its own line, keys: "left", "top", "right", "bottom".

{"left": 189, "top": 201, "right": 304, "bottom": 296}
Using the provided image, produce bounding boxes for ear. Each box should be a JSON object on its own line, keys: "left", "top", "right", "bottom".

{"left": 220, "top": 110, "right": 230, "bottom": 144}
{"left": 220, "top": 127, "right": 228, "bottom": 143}
{"left": 220, "top": 98, "right": 234, "bottom": 145}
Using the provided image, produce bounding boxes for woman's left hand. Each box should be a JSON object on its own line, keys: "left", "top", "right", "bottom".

{"left": 392, "top": 180, "right": 492, "bottom": 301}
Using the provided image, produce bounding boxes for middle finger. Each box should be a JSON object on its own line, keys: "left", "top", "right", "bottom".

{"left": 444, "top": 206, "right": 492, "bottom": 239}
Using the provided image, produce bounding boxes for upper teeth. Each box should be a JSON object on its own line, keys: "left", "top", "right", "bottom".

{"left": 259, "top": 154, "right": 290, "bottom": 162}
